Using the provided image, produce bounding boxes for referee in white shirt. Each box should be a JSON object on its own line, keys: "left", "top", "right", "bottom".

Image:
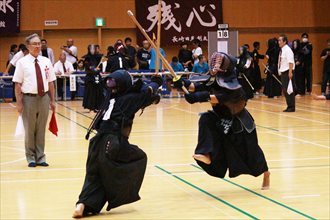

{"left": 13, "top": 33, "right": 56, "bottom": 167}
{"left": 278, "top": 34, "right": 295, "bottom": 112}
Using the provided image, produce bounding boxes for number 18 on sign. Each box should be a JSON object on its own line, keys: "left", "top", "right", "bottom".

{"left": 217, "top": 24, "right": 229, "bottom": 39}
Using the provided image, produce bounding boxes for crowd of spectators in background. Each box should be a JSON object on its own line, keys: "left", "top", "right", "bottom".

{"left": 3, "top": 32, "right": 330, "bottom": 108}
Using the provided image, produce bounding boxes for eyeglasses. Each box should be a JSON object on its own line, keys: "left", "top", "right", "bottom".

{"left": 30, "top": 42, "right": 41, "bottom": 46}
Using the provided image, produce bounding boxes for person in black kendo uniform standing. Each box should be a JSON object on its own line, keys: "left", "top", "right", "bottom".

{"left": 263, "top": 38, "right": 282, "bottom": 98}
{"left": 252, "top": 41, "right": 265, "bottom": 94}
{"left": 173, "top": 52, "right": 270, "bottom": 190}
{"left": 73, "top": 70, "right": 163, "bottom": 218}
{"left": 82, "top": 53, "right": 104, "bottom": 112}
{"left": 300, "top": 33, "right": 313, "bottom": 94}
{"left": 237, "top": 46, "right": 254, "bottom": 99}
{"left": 105, "top": 43, "right": 129, "bottom": 73}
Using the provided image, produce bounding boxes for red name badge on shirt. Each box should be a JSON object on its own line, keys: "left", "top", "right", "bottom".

{"left": 49, "top": 112, "right": 58, "bottom": 136}
{"left": 45, "top": 66, "right": 50, "bottom": 80}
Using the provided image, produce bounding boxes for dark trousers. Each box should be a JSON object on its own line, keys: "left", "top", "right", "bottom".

{"left": 294, "top": 65, "right": 305, "bottom": 95}
{"left": 321, "top": 71, "right": 330, "bottom": 94}
{"left": 56, "top": 78, "right": 77, "bottom": 100}
{"left": 280, "top": 71, "right": 295, "bottom": 110}
{"left": 303, "top": 63, "right": 313, "bottom": 92}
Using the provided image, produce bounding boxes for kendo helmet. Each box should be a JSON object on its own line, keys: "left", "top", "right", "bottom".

{"left": 209, "top": 52, "right": 241, "bottom": 90}
{"left": 105, "top": 70, "right": 133, "bottom": 95}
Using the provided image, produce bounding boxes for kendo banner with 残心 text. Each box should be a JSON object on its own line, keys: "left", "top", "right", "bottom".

{"left": 135, "top": 0, "right": 223, "bottom": 45}
{"left": 0, "top": 0, "right": 20, "bottom": 34}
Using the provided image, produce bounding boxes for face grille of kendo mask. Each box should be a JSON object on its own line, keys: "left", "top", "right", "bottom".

{"left": 210, "top": 52, "right": 232, "bottom": 77}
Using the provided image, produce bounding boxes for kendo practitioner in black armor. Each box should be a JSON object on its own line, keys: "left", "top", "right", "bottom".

{"left": 82, "top": 57, "right": 104, "bottom": 112}
{"left": 264, "top": 38, "right": 282, "bottom": 98}
{"left": 73, "top": 70, "right": 163, "bottom": 218}
{"left": 105, "top": 43, "right": 129, "bottom": 73}
{"left": 173, "top": 52, "right": 270, "bottom": 190}
{"left": 252, "top": 42, "right": 265, "bottom": 93}
{"left": 237, "top": 46, "right": 254, "bottom": 99}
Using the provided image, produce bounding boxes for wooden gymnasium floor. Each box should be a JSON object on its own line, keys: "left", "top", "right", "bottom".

{"left": 1, "top": 89, "right": 329, "bottom": 219}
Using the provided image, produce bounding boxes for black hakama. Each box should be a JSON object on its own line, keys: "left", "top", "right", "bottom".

{"left": 76, "top": 74, "right": 161, "bottom": 216}
{"left": 195, "top": 108, "right": 268, "bottom": 178}
{"left": 238, "top": 71, "right": 254, "bottom": 99}
{"left": 77, "top": 133, "right": 147, "bottom": 214}
{"left": 82, "top": 72, "right": 104, "bottom": 111}
{"left": 263, "top": 71, "right": 282, "bottom": 98}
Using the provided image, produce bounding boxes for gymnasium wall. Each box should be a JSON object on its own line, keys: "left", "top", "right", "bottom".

{"left": 1, "top": 0, "right": 329, "bottom": 83}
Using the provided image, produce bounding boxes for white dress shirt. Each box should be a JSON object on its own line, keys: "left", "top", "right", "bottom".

{"left": 192, "top": 47, "right": 203, "bottom": 64}
{"left": 53, "top": 60, "right": 74, "bottom": 75}
{"left": 40, "top": 48, "right": 55, "bottom": 64}
{"left": 10, "top": 51, "right": 24, "bottom": 66}
{"left": 278, "top": 44, "right": 295, "bottom": 74}
{"left": 13, "top": 54, "right": 56, "bottom": 94}
{"left": 63, "top": 45, "right": 78, "bottom": 64}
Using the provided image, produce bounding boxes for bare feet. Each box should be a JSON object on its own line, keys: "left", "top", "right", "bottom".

{"left": 311, "top": 93, "right": 326, "bottom": 100}
{"left": 193, "top": 154, "right": 211, "bottom": 165}
{"left": 261, "top": 171, "right": 270, "bottom": 190}
{"left": 72, "top": 203, "right": 85, "bottom": 218}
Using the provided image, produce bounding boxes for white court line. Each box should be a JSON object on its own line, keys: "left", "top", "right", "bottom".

{"left": 263, "top": 98, "right": 330, "bottom": 111}
{"left": 1, "top": 166, "right": 328, "bottom": 183}
{"left": 0, "top": 146, "right": 25, "bottom": 152}
{"left": 172, "top": 106, "right": 330, "bottom": 150}
{"left": 172, "top": 107, "right": 199, "bottom": 115}
{"left": 0, "top": 167, "right": 84, "bottom": 173}
{"left": 248, "top": 107, "right": 330, "bottom": 125}
{"left": 266, "top": 131, "right": 330, "bottom": 149}
{"left": 282, "top": 194, "right": 320, "bottom": 199}
{"left": 249, "top": 99, "right": 330, "bottom": 115}
{"left": 270, "top": 166, "right": 330, "bottom": 171}
{"left": 277, "top": 128, "right": 330, "bottom": 132}
{"left": 267, "top": 156, "right": 330, "bottom": 162}
{"left": 0, "top": 157, "right": 26, "bottom": 165}
{"left": 2, "top": 157, "right": 329, "bottom": 173}
{"left": 0, "top": 136, "right": 86, "bottom": 142}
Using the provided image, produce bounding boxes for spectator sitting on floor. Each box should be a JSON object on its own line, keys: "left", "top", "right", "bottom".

{"left": 192, "top": 54, "right": 209, "bottom": 74}
{"left": 170, "top": 56, "right": 184, "bottom": 72}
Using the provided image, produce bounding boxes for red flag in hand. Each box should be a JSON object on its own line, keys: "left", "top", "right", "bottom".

{"left": 49, "top": 112, "right": 58, "bottom": 136}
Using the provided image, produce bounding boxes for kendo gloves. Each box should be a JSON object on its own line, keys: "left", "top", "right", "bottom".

{"left": 184, "top": 91, "right": 210, "bottom": 104}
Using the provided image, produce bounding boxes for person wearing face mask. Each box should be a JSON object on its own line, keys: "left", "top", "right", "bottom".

{"left": 237, "top": 46, "right": 254, "bottom": 99}
{"left": 172, "top": 52, "right": 270, "bottom": 190}
{"left": 178, "top": 42, "right": 193, "bottom": 71}
{"left": 292, "top": 39, "right": 304, "bottom": 96}
{"left": 300, "top": 33, "right": 313, "bottom": 94}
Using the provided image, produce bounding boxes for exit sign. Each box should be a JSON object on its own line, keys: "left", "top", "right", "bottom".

{"left": 95, "top": 18, "right": 104, "bottom": 27}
